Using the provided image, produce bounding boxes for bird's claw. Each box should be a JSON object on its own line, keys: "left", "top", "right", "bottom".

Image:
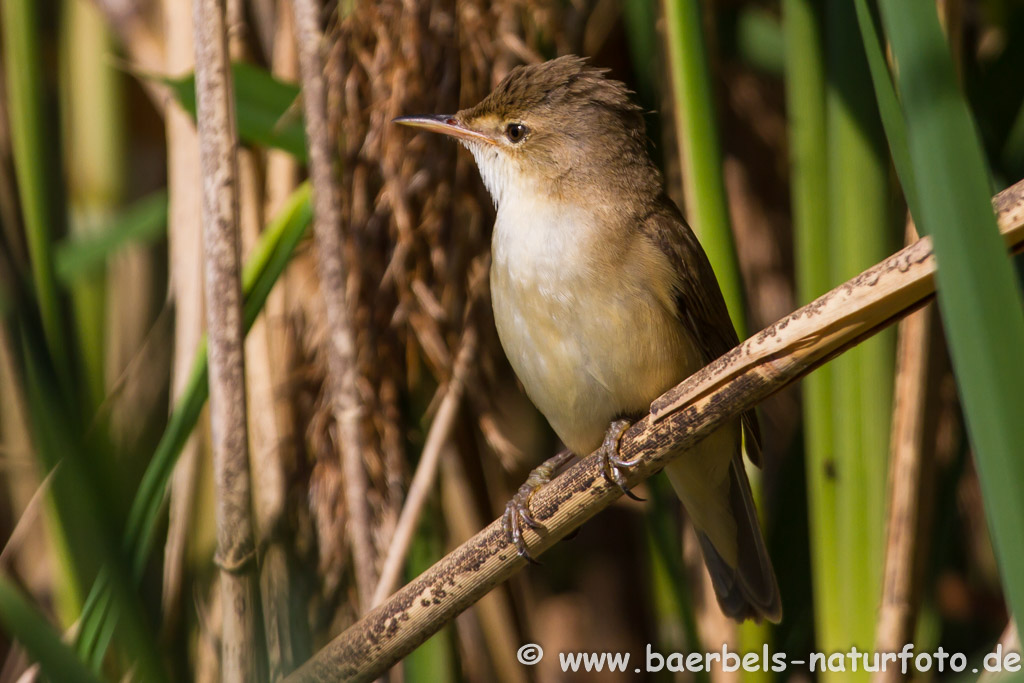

{"left": 503, "top": 485, "right": 543, "bottom": 565}
{"left": 503, "top": 450, "right": 575, "bottom": 562}
{"left": 599, "top": 419, "right": 644, "bottom": 501}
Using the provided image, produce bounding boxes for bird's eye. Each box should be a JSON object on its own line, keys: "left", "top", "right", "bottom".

{"left": 505, "top": 122, "right": 528, "bottom": 143}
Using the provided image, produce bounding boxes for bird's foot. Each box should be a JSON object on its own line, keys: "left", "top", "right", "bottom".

{"left": 598, "top": 419, "right": 644, "bottom": 501}
{"left": 503, "top": 450, "right": 575, "bottom": 562}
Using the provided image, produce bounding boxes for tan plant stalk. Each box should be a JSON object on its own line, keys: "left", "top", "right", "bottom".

{"left": 291, "top": 0, "right": 376, "bottom": 612}
{"left": 160, "top": 0, "right": 206, "bottom": 633}
{"left": 195, "top": 577, "right": 225, "bottom": 683}
{"left": 248, "top": 0, "right": 276, "bottom": 59}
{"left": 225, "top": 2, "right": 304, "bottom": 675}
{"left": 261, "top": 12, "right": 306, "bottom": 675}
{"left": 0, "top": 69, "right": 22, "bottom": 247}
{"left": 192, "top": 0, "right": 261, "bottom": 679}
{"left": 286, "top": 180, "right": 1024, "bottom": 683}
{"left": 873, "top": 307, "right": 934, "bottom": 681}
{"left": 264, "top": 0, "right": 299, "bottom": 218}
{"left": 873, "top": 222, "right": 939, "bottom": 682}
{"left": 226, "top": 4, "right": 278, "bottom": 540}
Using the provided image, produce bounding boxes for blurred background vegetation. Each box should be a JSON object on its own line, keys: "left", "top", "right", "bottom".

{"left": 0, "top": 0, "right": 1022, "bottom": 681}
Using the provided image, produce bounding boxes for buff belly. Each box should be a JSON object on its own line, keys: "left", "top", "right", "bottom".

{"left": 489, "top": 203, "right": 740, "bottom": 563}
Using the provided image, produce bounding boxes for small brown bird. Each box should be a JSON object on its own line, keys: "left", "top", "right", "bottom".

{"left": 395, "top": 56, "right": 780, "bottom": 623}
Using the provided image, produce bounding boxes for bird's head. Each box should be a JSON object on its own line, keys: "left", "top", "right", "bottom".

{"left": 394, "top": 55, "right": 658, "bottom": 208}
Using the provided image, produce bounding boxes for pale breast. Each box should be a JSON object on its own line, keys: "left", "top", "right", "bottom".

{"left": 489, "top": 199, "right": 703, "bottom": 456}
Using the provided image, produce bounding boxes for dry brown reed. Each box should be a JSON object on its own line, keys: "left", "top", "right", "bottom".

{"left": 192, "top": 0, "right": 260, "bottom": 678}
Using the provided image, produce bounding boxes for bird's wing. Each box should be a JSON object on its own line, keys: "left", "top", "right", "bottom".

{"left": 640, "top": 197, "right": 763, "bottom": 466}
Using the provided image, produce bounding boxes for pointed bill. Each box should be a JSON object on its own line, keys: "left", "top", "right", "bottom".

{"left": 392, "top": 114, "right": 498, "bottom": 146}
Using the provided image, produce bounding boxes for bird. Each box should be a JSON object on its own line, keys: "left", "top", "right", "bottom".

{"left": 394, "top": 55, "right": 781, "bottom": 623}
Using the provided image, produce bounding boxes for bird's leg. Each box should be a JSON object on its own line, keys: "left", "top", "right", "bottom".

{"left": 598, "top": 418, "right": 644, "bottom": 501}
{"left": 503, "top": 449, "right": 576, "bottom": 562}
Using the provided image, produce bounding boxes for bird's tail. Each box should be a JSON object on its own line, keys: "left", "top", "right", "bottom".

{"left": 664, "top": 427, "right": 781, "bottom": 623}
{"left": 697, "top": 456, "right": 781, "bottom": 623}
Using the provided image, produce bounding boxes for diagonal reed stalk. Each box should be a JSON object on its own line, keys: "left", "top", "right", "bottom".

{"left": 285, "top": 178, "right": 1024, "bottom": 683}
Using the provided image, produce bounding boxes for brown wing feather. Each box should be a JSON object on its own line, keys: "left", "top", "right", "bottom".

{"left": 640, "top": 196, "right": 763, "bottom": 466}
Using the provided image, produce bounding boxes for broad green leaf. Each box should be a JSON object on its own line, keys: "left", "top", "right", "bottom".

{"left": 880, "top": 0, "right": 1024, "bottom": 628}
{"left": 163, "top": 61, "right": 306, "bottom": 161}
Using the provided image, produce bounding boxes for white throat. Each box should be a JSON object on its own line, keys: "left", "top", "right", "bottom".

{"left": 464, "top": 141, "right": 517, "bottom": 209}
{"left": 468, "top": 148, "right": 593, "bottom": 299}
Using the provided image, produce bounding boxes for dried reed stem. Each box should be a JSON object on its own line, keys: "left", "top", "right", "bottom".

{"left": 250, "top": 3, "right": 308, "bottom": 677}
{"left": 371, "top": 324, "right": 478, "bottom": 607}
{"left": 265, "top": 0, "right": 299, "bottom": 217}
{"left": 873, "top": 224, "right": 937, "bottom": 682}
{"left": 291, "top": 0, "right": 376, "bottom": 612}
{"left": 192, "top": 0, "right": 261, "bottom": 679}
{"left": 226, "top": 4, "right": 300, "bottom": 675}
{"left": 228, "top": 3, "right": 278, "bottom": 539}
{"left": 161, "top": 0, "right": 205, "bottom": 632}
{"left": 286, "top": 180, "right": 1024, "bottom": 683}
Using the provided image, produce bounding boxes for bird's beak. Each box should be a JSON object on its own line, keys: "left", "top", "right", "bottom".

{"left": 392, "top": 114, "right": 497, "bottom": 146}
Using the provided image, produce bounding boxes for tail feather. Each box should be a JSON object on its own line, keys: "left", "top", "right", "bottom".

{"left": 697, "top": 457, "right": 781, "bottom": 623}
{"left": 664, "top": 422, "right": 781, "bottom": 623}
